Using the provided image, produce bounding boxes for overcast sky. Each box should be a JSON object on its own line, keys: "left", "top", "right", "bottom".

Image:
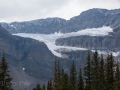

{"left": 0, "top": 0, "right": 120, "bottom": 22}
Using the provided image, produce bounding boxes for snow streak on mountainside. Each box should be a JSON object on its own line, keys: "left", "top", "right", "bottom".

{"left": 14, "top": 26, "right": 113, "bottom": 57}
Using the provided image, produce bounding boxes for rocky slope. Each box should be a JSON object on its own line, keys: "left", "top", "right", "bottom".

{"left": 55, "top": 34, "right": 120, "bottom": 53}
{"left": 0, "top": 25, "right": 88, "bottom": 89}
{"left": 0, "top": 25, "right": 55, "bottom": 89}
{"left": 1, "top": 8, "right": 120, "bottom": 34}
{"left": 1, "top": 18, "right": 66, "bottom": 34}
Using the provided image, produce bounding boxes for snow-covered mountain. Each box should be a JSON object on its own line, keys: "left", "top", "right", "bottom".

{"left": 14, "top": 26, "right": 114, "bottom": 57}
{"left": 1, "top": 8, "right": 120, "bottom": 34}
{"left": 1, "top": 8, "right": 120, "bottom": 58}
{"left": 1, "top": 18, "right": 66, "bottom": 34}
{"left": 14, "top": 27, "right": 119, "bottom": 57}
{"left": 1, "top": 8, "right": 120, "bottom": 89}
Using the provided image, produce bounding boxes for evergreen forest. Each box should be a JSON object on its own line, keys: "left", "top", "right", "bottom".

{"left": 1, "top": 51, "right": 120, "bottom": 90}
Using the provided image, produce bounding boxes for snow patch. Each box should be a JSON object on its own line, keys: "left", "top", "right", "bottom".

{"left": 23, "top": 68, "right": 25, "bottom": 71}
{"left": 10, "top": 25, "right": 16, "bottom": 29}
{"left": 91, "top": 50, "right": 119, "bottom": 57}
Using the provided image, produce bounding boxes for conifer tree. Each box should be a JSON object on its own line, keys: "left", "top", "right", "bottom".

{"left": 41, "top": 84, "right": 45, "bottom": 90}
{"left": 33, "top": 84, "right": 41, "bottom": 90}
{"left": 98, "top": 54, "right": 105, "bottom": 90}
{"left": 114, "top": 63, "right": 120, "bottom": 90}
{"left": 69, "top": 60, "right": 77, "bottom": 90}
{"left": 53, "top": 60, "right": 61, "bottom": 90}
{"left": 60, "top": 69, "right": 70, "bottom": 90}
{"left": 91, "top": 51, "right": 100, "bottom": 90}
{"left": 84, "top": 51, "right": 92, "bottom": 90}
{"left": 47, "top": 79, "right": 52, "bottom": 90}
{"left": 0, "top": 53, "right": 13, "bottom": 90}
{"left": 75, "top": 68, "right": 84, "bottom": 90}
{"left": 105, "top": 54, "right": 114, "bottom": 90}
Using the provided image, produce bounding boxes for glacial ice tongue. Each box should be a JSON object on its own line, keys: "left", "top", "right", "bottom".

{"left": 13, "top": 26, "right": 113, "bottom": 57}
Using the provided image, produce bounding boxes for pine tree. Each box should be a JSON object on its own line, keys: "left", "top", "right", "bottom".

{"left": 105, "top": 54, "right": 114, "bottom": 90}
{"left": 41, "top": 84, "right": 45, "bottom": 90}
{"left": 84, "top": 51, "right": 92, "bottom": 90}
{"left": 53, "top": 60, "right": 61, "bottom": 90}
{"left": 75, "top": 68, "right": 84, "bottom": 90}
{"left": 98, "top": 54, "right": 105, "bottom": 90}
{"left": 114, "top": 63, "right": 120, "bottom": 90}
{"left": 47, "top": 79, "right": 52, "bottom": 90}
{"left": 33, "top": 84, "right": 41, "bottom": 90}
{"left": 0, "top": 53, "right": 13, "bottom": 90}
{"left": 69, "top": 60, "right": 77, "bottom": 90}
{"left": 47, "top": 81, "right": 50, "bottom": 90}
{"left": 60, "top": 69, "right": 70, "bottom": 90}
{"left": 91, "top": 51, "right": 100, "bottom": 90}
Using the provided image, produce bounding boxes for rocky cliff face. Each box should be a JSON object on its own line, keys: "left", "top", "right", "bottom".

{"left": 1, "top": 18, "right": 66, "bottom": 34}
{"left": 0, "top": 25, "right": 87, "bottom": 90}
{"left": 67, "top": 8, "right": 120, "bottom": 32}
{"left": 0, "top": 25, "right": 55, "bottom": 89}
{"left": 55, "top": 34, "right": 120, "bottom": 53}
{"left": 1, "top": 8, "right": 120, "bottom": 34}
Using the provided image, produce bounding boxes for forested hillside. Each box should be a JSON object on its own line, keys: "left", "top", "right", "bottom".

{"left": 33, "top": 51, "right": 120, "bottom": 90}
{"left": 1, "top": 51, "right": 120, "bottom": 90}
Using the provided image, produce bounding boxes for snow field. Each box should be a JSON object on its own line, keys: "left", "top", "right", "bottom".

{"left": 14, "top": 26, "right": 115, "bottom": 57}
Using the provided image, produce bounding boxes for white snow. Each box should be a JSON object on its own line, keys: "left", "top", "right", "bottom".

{"left": 91, "top": 50, "right": 119, "bottom": 57}
{"left": 13, "top": 26, "right": 113, "bottom": 57}
{"left": 23, "top": 68, "right": 25, "bottom": 71}
{"left": 10, "top": 25, "right": 16, "bottom": 29}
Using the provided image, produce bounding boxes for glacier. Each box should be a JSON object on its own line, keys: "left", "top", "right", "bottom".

{"left": 13, "top": 26, "right": 116, "bottom": 57}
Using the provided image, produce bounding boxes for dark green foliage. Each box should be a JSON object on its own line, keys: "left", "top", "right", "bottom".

{"left": 33, "top": 51, "right": 120, "bottom": 90}
{"left": 114, "top": 64, "right": 120, "bottom": 90}
{"left": 47, "top": 79, "right": 52, "bottom": 90}
{"left": 75, "top": 68, "right": 84, "bottom": 90}
{"left": 41, "top": 84, "right": 45, "bottom": 90}
{"left": 53, "top": 60, "right": 61, "bottom": 90}
{"left": 0, "top": 53, "right": 13, "bottom": 90}
{"left": 69, "top": 60, "right": 77, "bottom": 90}
{"left": 91, "top": 51, "right": 100, "bottom": 90}
{"left": 59, "top": 69, "right": 70, "bottom": 90}
{"left": 84, "top": 51, "right": 92, "bottom": 90}
{"left": 105, "top": 54, "right": 114, "bottom": 90}
{"left": 33, "top": 84, "right": 41, "bottom": 90}
{"left": 98, "top": 54, "right": 105, "bottom": 90}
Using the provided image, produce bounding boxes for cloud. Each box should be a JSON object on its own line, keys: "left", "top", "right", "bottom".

{"left": 0, "top": 0, "right": 120, "bottom": 22}
{"left": 45, "top": 0, "right": 120, "bottom": 20}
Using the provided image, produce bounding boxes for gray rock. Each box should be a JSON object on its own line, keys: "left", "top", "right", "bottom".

{"left": 1, "top": 8, "right": 120, "bottom": 34}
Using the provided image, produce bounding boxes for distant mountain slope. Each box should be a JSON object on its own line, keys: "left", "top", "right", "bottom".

{"left": 1, "top": 8, "right": 120, "bottom": 34}
{"left": 55, "top": 35, "right": 120, "bottom": 53}
{"left": 0, "top": 25, "right": 55, "bottom": 89}
{"left": 1, "top": 18, "right": 66, "bottom": 34}
{"left": 0, "top": 25, "right": 89, "bottom": 90}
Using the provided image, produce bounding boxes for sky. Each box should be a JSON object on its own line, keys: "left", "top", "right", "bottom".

{"left": 0, "top": 0, "right": 120, "bottom": 22}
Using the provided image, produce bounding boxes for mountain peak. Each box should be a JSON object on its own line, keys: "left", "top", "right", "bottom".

{"left": 1, "top": 8, "right": 120, "bottom": 34}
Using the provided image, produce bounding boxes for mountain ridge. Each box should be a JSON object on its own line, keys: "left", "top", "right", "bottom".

{"left": 1, "top": 8, "right": 120, "bottom": 34}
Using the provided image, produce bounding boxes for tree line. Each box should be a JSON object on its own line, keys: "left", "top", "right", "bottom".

{"left": 34, "top": 51, "right": 120, "bottom": 90}
{"left": 0, "top": 53, "right": 13, "bottom": 90}
{"left": 1, "top": 51, "right": 120, "bottom": 90}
